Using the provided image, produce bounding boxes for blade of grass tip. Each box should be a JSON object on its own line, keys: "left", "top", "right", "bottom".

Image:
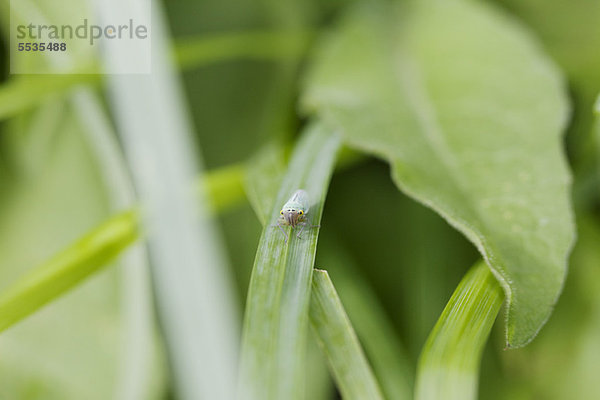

{"left": 94, "top": 0, "right": 239, "bottom": 399}
{"left": 243, "top": 143, "right": 366, "bottom": 227}
{"left": 319, "top": 238, "right": 413, "bottom": 400}
{"left": 310, "top": 269, "right": 384, "bottom": 400}
{"left": 243, "top": 141, "right": 334, "bottom": 400}
{"left": 238, "top": 122, "right": 341, "bottom": 400}
{"left": 0, "top": 210, "right": 138, "bottom": 333}
{"left": 415, "top": 261, "right": 504, "bottom": 400}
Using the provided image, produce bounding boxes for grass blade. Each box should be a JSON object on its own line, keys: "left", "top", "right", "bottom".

{"left": 415, "top": 261, "right": 504, "bottom": 400}
{"left": 72, "top": 90, "right": 161, "bottom": 400}
{"left": 0, "top": 210, "right": 138, "bottom": 332}
{"left": 238, "top": 122, "right": 341, "bottom": 400}
{"left": 318, "top": 239, "right": 413, "bottom": 400}
{"left": 94, "top": 0, "right": 240, "bottom": 398}
{"left": 310, "top": 269, "right": 384, "bottom": 400}
{"left": 0, "top": 151, "right": 265, "bottom": 335}
{"left": 0, "top": 139, "right": 351, "bottom": 338}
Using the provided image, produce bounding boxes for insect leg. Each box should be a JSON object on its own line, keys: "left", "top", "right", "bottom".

{"left": 275, "top": 221, "right": 289, "bottom": 243}
{"left": 296, "top": 221, "right": 308, "bottom": 239}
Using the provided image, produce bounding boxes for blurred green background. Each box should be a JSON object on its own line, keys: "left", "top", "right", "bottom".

{"left": 0, "top": 0, "right": 599, "bottom": 399}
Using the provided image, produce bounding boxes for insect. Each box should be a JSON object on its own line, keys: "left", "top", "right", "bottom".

{"left": 274, "top": 189, "right": 319, "bottom": 243}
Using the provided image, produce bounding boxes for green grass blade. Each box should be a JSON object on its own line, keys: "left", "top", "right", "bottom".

{"left": 95, "top": 0, "right": 241, "bottom": 398}
{"left": 0, "top": 210, "right": 138, "bottom": 333}
{"left": 238, "top": 122, "right": 341, "bottom": 400}
{"left": 72, "top": 89, "right": 160, "bottom": 400}
{"left": 0, "top": 139, "right": 355, "bottom": 337}
{"left": 319, "top": 240, "right": 413, "bottom": 400}
{"left": 310, "top": 269, "right": 384, "bottom": 400}
{"left": 415, "top": 261, "right": 504, "bottom": 400}
{"left": 0, "top": 148, "right": 277, "bottom": 335}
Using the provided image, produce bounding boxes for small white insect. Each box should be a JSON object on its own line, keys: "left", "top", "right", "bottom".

{"left": 274, "top": 189, "right": 319, "bottom": 243}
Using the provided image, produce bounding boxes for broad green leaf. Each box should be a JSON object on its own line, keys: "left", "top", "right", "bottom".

{"left": 238, "top": 122, "right": 341, "bottom": 400}
{"left": 494, "top": 0, "right": 600, "bottom": 100}
{"left": 309, "top": 269, "right": 384, "bottom": 400}
{"left": 494, "top": 0, "right": 600, "bottom": 209}
{"left": 302, "top": 0, "right": 575, "bottom": 347}
{"left": 494, "top": 0, "right": 600, "bottom": 109}
{"left": 498, "top": 216, "right": 600, "bottom": 400}
{"left": 415, "top": 261, "right": 504, "bottom": 400}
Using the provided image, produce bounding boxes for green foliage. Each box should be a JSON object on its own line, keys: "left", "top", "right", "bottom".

{"left": 493, "top": 0, "right": 600, "bottom": 211}
{"left": 175, "top": 31, "right": 311, "bottom": 70}
{"left": 302, "top": 0, "right": 575, "bottom": 348}
{"left": 0, "top": 148, "right": 253, "bottom": 336}
{"left": 238, "top": 123, "right": 340, "bottom": 400}
{"left": 415, "top": 261, "right": 504, "bottom": 400}
{"left": 0, "top": 105, "right": 151, "bottom": 400}
{"left": 309, "top": 269, "right": 384, "bottom": 400}
{"left": 0, "top": 31, "right": 308, "bottom": 123}
{"left": 243, "top": 142, "right": 287, "bottom": 226}
{"left": 495, "top": 0, "right": 600, "bottom": 97}
{"left": 0, "top": 75, "right": 97, "bottom": 120}
{"left": 317, "top": 240, "right": 413, "bottom": 400}
{"left": 0, "top": 210, "right": 137, "bottom": 332}
{"left": 1, "top": 0, "right": 599, "bottom": 398}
